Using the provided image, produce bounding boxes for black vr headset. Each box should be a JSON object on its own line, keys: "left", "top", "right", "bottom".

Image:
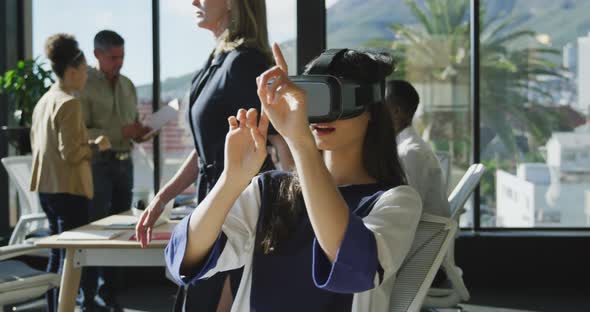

{"left": 289, "top": 49, "right": 385, "bottom": 123}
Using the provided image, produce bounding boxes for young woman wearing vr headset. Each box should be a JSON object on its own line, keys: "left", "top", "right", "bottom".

{"left": 165, "top": 44, "right": 422, "bottom": 311}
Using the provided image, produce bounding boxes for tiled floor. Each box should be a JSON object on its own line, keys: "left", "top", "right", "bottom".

{"left": 13, "top": 286, "right": 589, "bottom": 312}
{"left": 8, "top": 268, "right": 589, "bottom": 312}
{"left": 460, "top": 288, "right": 590, "bottom": 312}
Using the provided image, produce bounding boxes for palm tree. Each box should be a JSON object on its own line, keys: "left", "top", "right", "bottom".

{"left": 368, "top": 0, "right": 563, "bottom": 162}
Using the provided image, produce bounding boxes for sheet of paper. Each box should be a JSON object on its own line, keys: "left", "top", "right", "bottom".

{"left": 102, "top": 217, "right": 167, "bottom": 229}
{"left": 58, "top": 230, "right": 123, "bottom": 240}
{"left": 129, "top": 232, "right": 172, "bottom": 241}
{"left": 103, "top": 221, "right": 137, "bottom": 229}
{"left": 142, "top": 98, "right": 180, "bottom": 139}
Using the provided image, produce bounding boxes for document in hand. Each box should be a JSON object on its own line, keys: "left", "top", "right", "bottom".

{"left": 58, "top": 230, "right": 123, "bottom": 240}
{"left": 142, "top": 98, "right": 180, "bottom": 139}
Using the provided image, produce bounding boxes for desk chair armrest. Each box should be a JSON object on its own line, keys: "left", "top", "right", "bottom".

{"left": 8, "top": 214, "right": 48, "bottom": 245}
{"left": 16, "top": 213, "right": 47, "bottom": 223}
{"left": 0, "top": 243, "right": 39, "bottom": 261}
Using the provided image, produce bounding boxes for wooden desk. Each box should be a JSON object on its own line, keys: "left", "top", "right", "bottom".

{"left": 35, "top": 211, "right": 178, "bottom": 312}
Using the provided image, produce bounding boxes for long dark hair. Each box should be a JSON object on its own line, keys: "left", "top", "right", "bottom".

{"left": 257, "top": 50, "right": 407, "bottom": 254}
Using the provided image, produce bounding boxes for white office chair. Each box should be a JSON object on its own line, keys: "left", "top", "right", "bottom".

{"left": 1, "top": 156, "right": 48, "bottom": 246}
{"left": 389, "top": 213, "right": 457, "bottom": 312}
{"left": 0, "top": 243, "right": 60, "bottom": 310}
{"left": 448, "top": 164, "right": 486, "bottom": 220}
{"left": 423, "top": 163, "right": 486, "bottom": 309}
{"left": 434, "top": 151, "right": 451, "bottom": 192}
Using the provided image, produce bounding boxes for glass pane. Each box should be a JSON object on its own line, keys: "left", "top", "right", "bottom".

{"left": 481, "top": 1, "right": 590, "bottom": 228}
{"left": 327, "top": 0, "right": 473, "bottom": 226}
{"left": 266, "top": 0, "right": 297, "bottom": 75}
{"left": 158, "top": 0, "right": 214, "bottom": 198}
{"left": 157, "top": 0, "right": 297, "bottom": 199}
{"left": 32, "top": 0, "right": 155, "bottom": 202}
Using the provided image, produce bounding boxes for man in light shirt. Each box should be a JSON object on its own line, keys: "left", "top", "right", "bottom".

{"left": 78, "top": 30, "right": 151, "bottom": 312}
{"left": 386, "top": 80, "right": 450, "bottom": 217}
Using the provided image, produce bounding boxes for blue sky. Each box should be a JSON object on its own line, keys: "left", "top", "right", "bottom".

{"left": 32, "top": 0, "right": 333, "bottom": 86}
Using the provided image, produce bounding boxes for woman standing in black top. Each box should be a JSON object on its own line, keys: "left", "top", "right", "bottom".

{"left": 135, "top": 0, "right": 289, "bottom": 311}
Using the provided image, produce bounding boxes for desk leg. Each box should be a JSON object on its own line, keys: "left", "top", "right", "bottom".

{"left": 58, "top": 248, "right": 81, "bottom": 312}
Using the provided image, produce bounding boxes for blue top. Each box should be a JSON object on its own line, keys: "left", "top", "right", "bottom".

{"left": 249, "top": 172, "right": 387, "bottom": 311}
{"left": 166, "top": 171, "right": 409, "bottom": 312}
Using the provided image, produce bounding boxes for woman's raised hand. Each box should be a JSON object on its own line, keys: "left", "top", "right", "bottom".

{"left": 257, "top": 43, "right": 311, "bottom": 145}
{"left": 223, "top": 107, "right": 269, "bottom": 184}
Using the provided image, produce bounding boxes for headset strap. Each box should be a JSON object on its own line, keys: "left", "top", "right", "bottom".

{"left": 306, "top": 49, "right": 349, "bottom": 74}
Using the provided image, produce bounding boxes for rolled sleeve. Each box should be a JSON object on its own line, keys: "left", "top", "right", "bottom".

{"left": 165, "top": 215, "right": 192, "bottom": 285}
{"left": 313, "top": 186, "right": 422, "bottom": 295}
{"left": 165, "top": 176, "right": 262, "bottom": 286}
{"left": 165, "top": 214, "right": 228, "bottom": 286}
{"left": 312, "top": 212, "right": 379, "bottom": 293}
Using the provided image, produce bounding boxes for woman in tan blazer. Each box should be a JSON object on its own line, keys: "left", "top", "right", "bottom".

{"left": 29, "top": 33, "right": 110, "bottom": 312}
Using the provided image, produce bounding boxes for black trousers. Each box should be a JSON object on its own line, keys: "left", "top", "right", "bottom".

{"left": 79, "top": 154, "right": 134, "bottom": 306}
{"left": 39, "top": 193, "right": 90, "bottom": 312}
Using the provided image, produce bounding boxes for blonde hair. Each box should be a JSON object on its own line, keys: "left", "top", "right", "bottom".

{"left": 215, "top": 0, "right": 272, "bottom": 63}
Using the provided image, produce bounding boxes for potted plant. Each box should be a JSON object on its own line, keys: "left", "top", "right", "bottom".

{"left": 0, "top": 58, "right": 54, "bottom": 154}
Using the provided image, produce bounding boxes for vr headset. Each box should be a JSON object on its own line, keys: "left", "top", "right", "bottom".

{"left": 288, "top": 49, "right": 385, "bottom": 123}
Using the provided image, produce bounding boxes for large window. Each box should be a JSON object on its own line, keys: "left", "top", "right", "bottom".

{"left": 266, "top": 0, "right": 297, "bottom": 74}
{"left": 327, "top": 0, "right": 473, "bottom": 225}
{"left": 157, "top": 0, "right": 297, "bottom": 197}
{"left": 157, "top": 0, "right": 214, "bottom": 197}
{"left": 29, "top": 0, "right": 296, "bottom": 212}
{"left": 32, "top": 0, "right": 154, "bottom": 200}
{"left": 481, "top": 0, "right": 590, "bottom": 228}
{"left": 20, "top": 0, "right": 590, "bottom": 231}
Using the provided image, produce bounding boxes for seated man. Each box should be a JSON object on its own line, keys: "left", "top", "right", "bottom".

{"left": 386, "top": 80, "right": 450, "bottom": 217}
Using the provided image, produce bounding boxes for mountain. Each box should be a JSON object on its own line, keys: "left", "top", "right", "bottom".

{"left": 326, "top": 0, "right": 590, "bottom": 49}
{"left": 326, "top": 0, "right": 412, "bottom": 48}
{"left": 136, "top": 0, "right": 590, "bottom": 102}
{"left": 136, "top": 40, "right": 296, "bottom": 102}
{"left": 508, "top": 0, "right": 590, "bottom": 49}
{"left": 137, "top": 71, "right": 193, "bottom": 102}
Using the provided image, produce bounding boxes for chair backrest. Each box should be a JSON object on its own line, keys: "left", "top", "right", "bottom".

{"left": 389, "top": 213, "right": 457, "bottom": 312}
{"left": 448, "top": 164, "right": 485, "bottom": 220}
{"left": 434, "top": 151, "right": 451, "bottom": 191}
{"left": 0, "top": 243, "right": 60, "bottom": 307}
{"left": 1, "top": 156, "right": 41, "bottom": 216}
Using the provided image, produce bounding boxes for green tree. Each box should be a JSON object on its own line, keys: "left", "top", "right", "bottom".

{"left": 0, "top": 58, "right": 54, "bottom": 126}
{"left": 368, "top": 0, "right": 563, "bottom": 163}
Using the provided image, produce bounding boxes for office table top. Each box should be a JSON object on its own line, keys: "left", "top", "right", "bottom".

{"left": 35, "top": 210, "right": 179, "bottom": 249}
